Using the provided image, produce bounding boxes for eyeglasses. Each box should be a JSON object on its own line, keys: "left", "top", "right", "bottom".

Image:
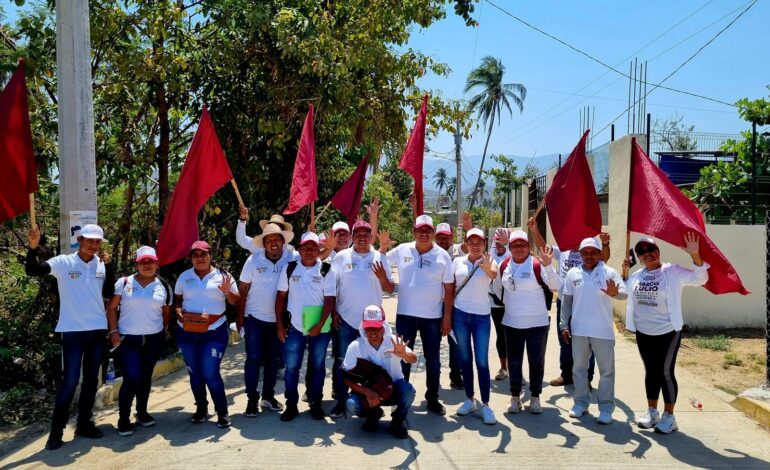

{"left": 635, "top": 245, "right": 658, "bottom": 256}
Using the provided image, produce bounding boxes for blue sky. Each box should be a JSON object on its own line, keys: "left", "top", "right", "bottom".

{"left": 408, "top": 0, "right": 770, "bottom": 161}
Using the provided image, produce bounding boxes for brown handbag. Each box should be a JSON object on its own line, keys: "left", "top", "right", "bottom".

{"left": 182, "top": 313, "right": 211, "bottom": 333}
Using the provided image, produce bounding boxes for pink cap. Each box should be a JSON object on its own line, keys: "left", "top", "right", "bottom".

{"left": 465, "top": 228, "right": 485, "bottom": 241}
{"left": 135, "top": 246, "right": 158, "bottom": 262}
{"left": 351, "top": 220, "right": 372, "bottom": 232}
{"left": 361, "top": 305, "right": 386, "bottom": 329}
{"left": 508, "top": 230, "right": 528, "bottom": 244}
{"left": 435, "top": 223, "right": 452, "bottom": 235}
{"left": 190, "top": 240, "right": 211, "bottom": 252}
{"left": 332, "top": 221, "right": 350, "bottom": 234}
{"left": 300, "top": 232, "right": 320, "bottom": 246}
{"left": 414, "top": 214, "right": 434, "bottom": 230}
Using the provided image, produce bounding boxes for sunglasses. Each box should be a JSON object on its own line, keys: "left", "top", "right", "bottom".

{"left": 635, "top": 244, "right": 658, "bottom": 256}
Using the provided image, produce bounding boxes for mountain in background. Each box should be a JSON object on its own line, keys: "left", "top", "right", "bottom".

{"left": 422, "top": 153, "right": 562, "bottom": 192}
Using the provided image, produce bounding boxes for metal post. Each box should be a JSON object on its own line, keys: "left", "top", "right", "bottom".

{"left": 751, "top": 121, "right": 757, "bottom": 224}
{"left": 454, "top": 119, "right": 463, "bottom": 240}
{"left": 56, "top": 0, "right": 97, "bottom": 254}
{"left": 632, "top": 58, "right": 637, "bottom": 133}
{"left": 627, "top": 61, "right": 633, "bottom": 134}
{"left": 558, "top": 154, "right": 562, "bottom": 169}
{"left": 611, "top": 124, "right": 615, "bottom": 142}
{"left": 646, "top": 113, "right": 651, "bottom": 157}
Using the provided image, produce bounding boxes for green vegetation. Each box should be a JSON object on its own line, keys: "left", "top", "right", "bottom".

{"left": 693, "top": 335, "right": 731, "bottom": 351}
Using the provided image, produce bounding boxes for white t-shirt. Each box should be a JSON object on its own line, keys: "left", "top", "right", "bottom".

{"left": 498, "top": 256, "right": 560, "bottom": 329}
{"left": 387, "top": 242, "right": 453, "bottom": 319}
{"left": 553, "top": 247, "right": 584, "bottom": 296}
{"left": 239, "top": 250, "right": 295, "bottom": 322}
{"left": 563, "top": 264, "right": 626, "bottom": 341}
{"left": 47, "top": 253, "right": 108, "bottom": 332}
{"left": 114, "top": 275, "right": 169, "bottom": 335}
{"left": 174, "top": 268, "right": 238, "bottom": 330}
{"left": 342, "top": 324, "right": 409, "bottom": 382}
{"left": 277, "top": 260, "right": 337, "bottom": 332}
{"left": 331, "top": 247, "right": 393, "bottom": 329}
{"left": 630, "top": 268, "right": 674, "bottom": 335}
{"left": 453, "top": 256, "right": 493, "bottom": 315}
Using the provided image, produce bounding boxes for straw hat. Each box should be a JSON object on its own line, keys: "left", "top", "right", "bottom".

{"left": 252, "top": 223, "right": 294, "bottom": 249}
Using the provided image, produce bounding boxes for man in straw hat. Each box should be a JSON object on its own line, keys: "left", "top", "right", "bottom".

{"left": 236, "top": 206, "right": 294, "bottom": 254}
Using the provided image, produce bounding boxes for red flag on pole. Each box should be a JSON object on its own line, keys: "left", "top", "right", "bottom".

{"left": 543, "top": 130, "right": 602, "bottom": 250}
{"left": 283, "top": 104, "right": 317, "bottom": 215}
{"left": 0, "top": 61, "right": 37, "bottom": 224}
{"left": 330, "top": 155, "right": 369, "bottom": 224}
{"left": 157, "top": 107, "right": 233, "bottom": 266}
{"left": 399, "top": 95, "right": 428, "bottom": 216}
{"left": 628, "top": 139, "right": 749, "bottom": 295}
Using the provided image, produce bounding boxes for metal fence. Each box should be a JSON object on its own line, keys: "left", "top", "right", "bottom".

{"left": 649, "top": 131, "right": 743, "bottom": 156}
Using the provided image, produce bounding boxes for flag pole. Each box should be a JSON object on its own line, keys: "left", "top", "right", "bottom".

{"left": 623, "top": 138, "right": 636, "bottom": 280}
{"left": 29, "top": 193, "right": 36, "bottom": 228}
{"left": 310, "top": 201, "right": 315, "bottom": 228}
{"left": 315, "top": 201, "right": 333, "bottom": 223}
{"left": 230, "top": 179, "right": 244, "bottom": 207}
{"left": 533, "top": 197, "right": 546, "bottom": 219}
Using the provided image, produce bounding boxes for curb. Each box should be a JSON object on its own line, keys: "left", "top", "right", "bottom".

{"left": 731, "top": 396, "right": 770, "bottom": 427}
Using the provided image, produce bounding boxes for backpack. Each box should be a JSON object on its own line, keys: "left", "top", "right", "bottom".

{"left": 499, "top": 256, "right": 554, "bottom": 310}
{"left": 281, "top": 260, "right": 332, "bottom": 326}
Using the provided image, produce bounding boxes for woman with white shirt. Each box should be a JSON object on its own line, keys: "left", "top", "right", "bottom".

{"left": 106, "top": 247, "right": 171, "bottom": 436}
{"left": 494, "top": 229, "right": 560, "bottom": 415}
{"left": 174, "top": 241, "right": 240, "bottom": 429}
{"left": 624, "top": 234, "right": 708, "bottom": 434}
{"left": 452, "top": 228, "right": 498, "bottom": 425}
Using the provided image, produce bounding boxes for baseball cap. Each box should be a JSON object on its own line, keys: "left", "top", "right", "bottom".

{"left": 319, "top": 232, "right": 327, "bottom": 242}
{"left": 351, "top": 220, "right": 372, "bottom": 232}
{"left": 465, "top": 227, "right": 485, "bottom": 241}
{"left": 332, "top": 221, "right": 350, "bottom": 234}
{"left": 135, "top": 246, "right": 158, "bottom": 262}
{"left": 634, "top": 237, "right": 659, "bottom": 252}
{"left": 414, "top": 214, "right": 434, "bottom": 230}
{"left": 436, "top": 223, "right": 452, "bottom": 235}
{"left": 79, "top": 224, "right": 107, "bottom": 242}
{"left": 300, "top": 232, "right": 320, "bottom": 246}
{"left": 190, "top": 240, "right": 210, "bottom": 252}
{"left": 579, "top": 237, "right": 601, "bottom": 251}
{"left": 361, "top": 305, "right": 386, "bottom": 329}
{"left": 508, "top": 230, "right": 528, "bottom": 244}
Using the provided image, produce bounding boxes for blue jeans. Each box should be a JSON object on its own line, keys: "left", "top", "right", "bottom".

{"left": 51, "top": 330, "right": 107, "bottom": 430}
{"left": 244, "top": 316, "right": 280, "bottom": 401}
{"left": 346, "top": 379, "right": 415, "bottom": 422}
{"left": 284, "top": 326, "right": 331, "bottom": 407}
{"left": 396, "top": 314, "right": 442, "bottom": 401}
{"left": 452, "top": 308, "right": 491, "bottom": 404}
{"left": 118, "top": 331, "right": 164, "bottom": 420}
{"left": 556, "top": 298, "right": 595, "bottom": 381}
{"left": 176, "top": 323, "right": 229, "bottom": 412}
{"left": 505, "top": 324, "right": 549, "bottom": 397}
{"left": 332, "top": 321, "right": 360, "bottom": 403}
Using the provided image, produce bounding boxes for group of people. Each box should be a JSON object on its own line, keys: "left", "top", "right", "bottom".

{"left": 25, "top": 205, "right": 708, "bottom": 450}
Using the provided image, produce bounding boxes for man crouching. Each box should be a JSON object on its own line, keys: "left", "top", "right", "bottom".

{"left": 343, "top": 305, "right": 417, "bottom": 439}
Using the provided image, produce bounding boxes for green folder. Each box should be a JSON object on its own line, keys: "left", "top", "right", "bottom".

{"left": 302, "top": 306, "right": 331, "bottom": 335}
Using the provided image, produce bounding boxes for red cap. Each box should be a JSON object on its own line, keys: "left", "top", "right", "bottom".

{"left": 190, "top": 240, "right": 211, "bottom": 252}
{"left": 352, "top": 220, "right": 372, "bottom": 232}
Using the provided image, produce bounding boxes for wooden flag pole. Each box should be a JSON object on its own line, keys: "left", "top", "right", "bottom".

{"left": 230, "top": 179, "right": 244, "bottom": 207}
{"left": 315, "top": 201, "right": 333, "bottom": 224}
{"left": 310, "top": 201, "right": 316, "bottom": 228}
{"left": 29, "top": 193, "right": 36, "bottom": 228}
{"left": 622, "top": 230, "right": 631, "bottom": 280}
{"left": 533, "top": 197, "right": 546, "bottom": 219}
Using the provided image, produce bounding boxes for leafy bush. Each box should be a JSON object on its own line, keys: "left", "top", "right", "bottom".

{"left": 693, "top": 335, "right": 730, "bottom": 351}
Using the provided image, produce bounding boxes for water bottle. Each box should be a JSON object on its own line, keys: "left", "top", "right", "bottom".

{"left": 688, "top": 396, "right": 702, "bottom": 409}
{"left": 106, "top": 358, "right": 116, "bottom": 385}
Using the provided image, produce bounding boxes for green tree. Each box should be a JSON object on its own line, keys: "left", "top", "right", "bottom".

{"left": 464, "top": 56, "right": 525, "bottom": 210}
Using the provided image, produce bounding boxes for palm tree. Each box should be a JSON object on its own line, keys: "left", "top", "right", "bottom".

{"left": 446, "top": 176, "right": 457, "bottom": 200}
{"left": 433, "top": 168, "right": 449, "bottom": 206}
{"left": 464, "top": 56, "right": 526, "bottom": 210}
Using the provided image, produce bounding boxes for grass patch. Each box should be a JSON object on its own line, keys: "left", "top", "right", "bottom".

{"left": 723, "top": 352, "right": 744, "bottom": 367}
{"left": 714, "top": 384, "right": 740, "bottom": 396}
{"left": 747, "top": 352, "right": 765, "bottom": 366}
{"left": 693, "top": 335, "right": 730, "bottom": 351}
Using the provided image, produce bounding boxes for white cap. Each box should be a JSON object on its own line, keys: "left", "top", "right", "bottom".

{"left": 135, "top": 246, "right": 158, "bottom": 262}
{"left": 634, "top": 237, "right": 659, "bottom": 251}
{"left": 300, "top": 232, "right": 320, "bottom": 246}
{"left": 361, "top": 305, "right": 386, "bottom": 328}
{"left": 436, "top": 223, "right": 452, "bottom": 235}
{"left": 465, "top": 227, "right": 485, "bottom": 241}
{"left": 332, "top": 221, "right": 350, "bottom": 234}
{"left": 319, "top": 232, "right": 327, "bottom": 242}
{"left": 508, "top": 230, "right": 528, "bottom": 244}
{"left": 579, "top": 237, "right": 601, "bottom": 251}
{"left": 414, "top": 214, "right": 434, "bottom": 229}
{"left": 79, "top": 224, "right": 107, "bottom": 242}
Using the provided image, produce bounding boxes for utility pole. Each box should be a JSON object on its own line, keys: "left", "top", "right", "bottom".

{"left": 56, "top": 0, "right": 97, "bottom": 254}
{"left": 454, "top": 119, "right": 463, "bottom": 241}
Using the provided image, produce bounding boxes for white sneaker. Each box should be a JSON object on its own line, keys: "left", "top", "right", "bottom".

{"left": 480, "top": 405, "right": 496, "bottom": 424}
{"left": 529, "top": 397, "right": 543, "bottom": 414}
{"left": 568, "top": 404, "right": 586, "bottom": 418}
{"left": 494, "top": 368, "right": 508, "bottom": 380}
{"left": 597, "top": 410, "right": 613, "bottom": 425}
{"left": 508, "top": 396, "right": 523, "bottom": 414}
{"left": 637, "top": 408, "right": 660, "bottom": 429}
{"left": 457, "top": 398, "right": 478, "bottom": 416}
{"left": 654, "top": 411, "right": 679, "bottom": 434}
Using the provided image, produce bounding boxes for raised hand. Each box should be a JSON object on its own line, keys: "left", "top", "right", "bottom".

{"left": 480, "top": 251, "right": 492, "bottom": 270}
{"left": 601, "top": 279, "right": 620, "bottom": 297}
{"left": 599, "top": 232, "right": 610, "bottom": 245}
{"left": 527, "top": 217, "right": 537, "bottom": 230}
{"left": 322, "top": 229, "right": 336, "bottom": 251}
{"left": 98, "top": 250, "right": 111, "bottom": 265}
{"left": 536, "top": 244, "right": 554, "bottom": 266}
{"left": 494, "top": 227, "right": 509, "bottom": 245}
{"left": 387, "top": 335, "right": 409, "bottom": 358}
{"left": 28, "top": 224, "right": 41, "bottom": 249}
{"left": 683, "top": 231, "right": 700, "bottom": 255}
{"left": 219, "top": 273, "right": 233, "bottom": 293}
{"left": 372, "top": 261, "right": 388, "bottom": 281}
{"left": 239, "top": 205, "right": 249, "bottom": 221}
{"left": 365, "top": 197, "right": 380, "bottom": 219}
{"left": 378, "top": 229, "right": 395, "bottom": 252}
{"left": 462, "top": 212, "right": 473, "bottom": 231}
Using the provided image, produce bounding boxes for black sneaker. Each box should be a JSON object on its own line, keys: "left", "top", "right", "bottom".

{"left": 362, "top": 408, "right": 384, "bottom": 432}
{"left": 136, "top": 412, "right": 156, "bottom": 427}
{"left": 329, "top": 401, "right": 346, "bottom": 419}
{"left": 280, "top": 405, "right": 299, "bottom": 422}
{"left": 260, "top": 397, "right": 284, "bottom": 412}
{"left": 309, "top": 403, "right": 326, "bottom": 420}
{"left": 449, "top": 374, "right": 464, "bottom": 390}
{"left": 117, "top": 418, "right": 134, "bottom": 436}
{"left": 191, "top": 406, "right": 208, "bottom": 423}
{"left": 390, "top": 419, "right": 409, "bottom": 439}
{"left": 74, "top": 422, "right": 104, "bottom": 439}
{"left": 244, "top": 400, "right": 260, "bottom": 418}
{"left": 426, "top": 399, "right": 446, "bottom": 416}
{"left": 45, "top": 430, "right": 63, "bottom": 450}
{"left": 216, "top": 412, "right": 231, "bottom": 428}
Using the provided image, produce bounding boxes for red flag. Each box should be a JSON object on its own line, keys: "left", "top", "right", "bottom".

{"left": 544, "top": 130, "right": 602, "bottom": 250}
{"left": 157, "top": 107, "right": 233, "bottom": 265}
{"left": 283, "top": 104, "right": 317, "bottom": 215}
{"left": 0, "top": 61, "right": 37, "bottom": 224}
{"left": 628, "top": 139, "right": 749, "bottom": 295}
{"left": 399, "top": 95, "right": 428, "bottom": 215}
{"left": 330, "top": 155, "right": 369, "bottom": 224}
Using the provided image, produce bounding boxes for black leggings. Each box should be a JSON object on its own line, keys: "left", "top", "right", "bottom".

{"left": 635, "top": 330, "right": 682, "bottom": 404}
{"left": 491, "top": 307, "right": 506, "bottom": 359}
